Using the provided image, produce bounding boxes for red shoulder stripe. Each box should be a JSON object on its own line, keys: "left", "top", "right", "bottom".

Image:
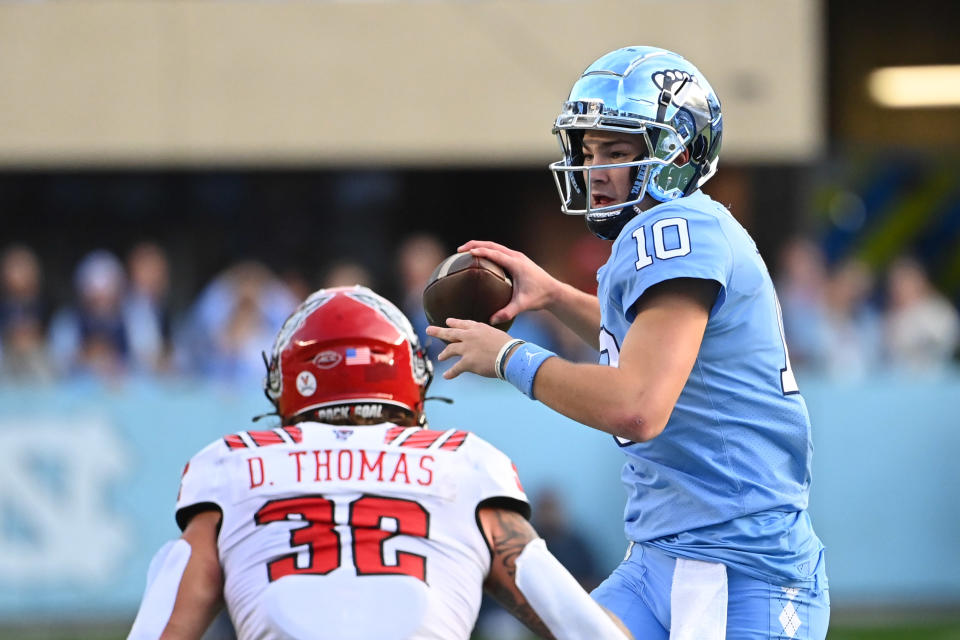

{"left": 281, "top": 425, "right": 303, "bottom": 443}
{"left": 439, "top": 430, "right": 468, "bottom": 451}
{"left": 248, "top": 429, "right": 284, "bottom": 446}
{"left": 401, "top": 429, "right": 444, "bottom": 449}
{"left": 224, "top": 434, "right": 247, "bottom": 449}
{"left": 384, "top": 426, "right": 407, "bottom": 444}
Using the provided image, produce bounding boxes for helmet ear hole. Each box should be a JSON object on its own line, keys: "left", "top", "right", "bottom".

{"left": 690, "top": 135, "right": 707, "bottom": 163}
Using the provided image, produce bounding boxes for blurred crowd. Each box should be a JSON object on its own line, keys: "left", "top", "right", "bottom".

{"left": 0, "top": 235, "right": 602, "bottom": 387}
{"left": 776, "top": 236, "right": 960, "bottom": 378}
{"left": 2, "top": 234, "right": 958, "bottom": 387}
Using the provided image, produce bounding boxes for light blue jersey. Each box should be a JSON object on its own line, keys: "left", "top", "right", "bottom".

{"left": 596, "top": 191, "right": 825, "bottom": 586}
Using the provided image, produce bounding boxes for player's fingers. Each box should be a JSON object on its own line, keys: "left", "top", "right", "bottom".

{"left": 458, "top": 239, "right": 502, "bottom": 251}
{"left": 426, "top": 325, "right": 458, "bottom": 343}
{"left": 490, "top": 302, "right": 520, "bottom": 325}
{"left": 443, "top": 360, "right": 464, "bottom": 380}
{"left": 464, "top": 246, "right": 520, "bottom": 272}
{"left": 438, "top": 337, "right": 467, "bottom": 361}
{"left": 445, "top": 317, "right": 477, "bottom": 330}
{"left": 459, "top": 240, "right": 518, "bottom": 257}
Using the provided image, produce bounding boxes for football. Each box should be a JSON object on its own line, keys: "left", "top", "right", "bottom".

{"left": 422, "top": 253, "right": 514, "bottom": 331}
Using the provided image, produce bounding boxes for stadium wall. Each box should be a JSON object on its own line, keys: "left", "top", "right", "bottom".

{"left": 0, "top": 0, "right": 822, "bottom": 167}
{"left": 0, "top": 371, "right": 958, "bottom": 623}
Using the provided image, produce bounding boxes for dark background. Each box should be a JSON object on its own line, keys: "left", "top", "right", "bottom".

{"left": 2, "top": 0, "right": 958, "bottom": 315}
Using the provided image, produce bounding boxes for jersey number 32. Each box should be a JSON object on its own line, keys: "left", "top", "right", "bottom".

{"left": 255, "top": 494, "right": 429, "bottom": 582}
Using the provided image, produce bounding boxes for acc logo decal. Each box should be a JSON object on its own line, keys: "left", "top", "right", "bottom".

{"left": 314, "top": 350, "right": 342, "bottom": 369}
{"left": 296, "top": 371, "right": 317, "bottom": 396}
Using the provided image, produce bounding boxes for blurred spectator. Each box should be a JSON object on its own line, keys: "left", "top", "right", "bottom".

{"left": 540, "top": 235, "right": 606, "bottom": 363}
{"left": 530, "top": 487, "right": 601, "bottom": 591}
{"left": 174, "top": 261, "right": 298, "bottom": 384}
{"left": 320, "top": 259, "right": 375, "bottom": 290}
{"left": 48, "top": 249, "right": 129, "bottom": 379}
{"left": 123, "top": 242, "right": 174, "bottom": 374}
{"left": 0, "top": 244, "right": 52, "bottom": 382}
{"left": 883, "top": 256, "right": 960, "bottom": 372}
{"left": 565, "top": 234, "right": 608, "bottom": 297}
{"left": 395, "top": 233, "right": 448, "bottom": 360}
{"left": 820, "top": 258, "right": 883, "bottom": 378}
{"left": 278, "top": 267, "right": 312, "bottom": 305}
{"left": 775, "top": 237, "right": 830, "bottom": 370}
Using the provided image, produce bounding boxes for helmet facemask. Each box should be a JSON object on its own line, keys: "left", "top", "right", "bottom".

{"left": 550, "top": 117, "right": 689, "bottom": 240}
{"left": 548, "top": 46, "right": 723, "bottom": 240}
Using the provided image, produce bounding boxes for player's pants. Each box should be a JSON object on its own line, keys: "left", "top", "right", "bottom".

{"left": 591, "top": 542, "right": 829, "bottom": 640}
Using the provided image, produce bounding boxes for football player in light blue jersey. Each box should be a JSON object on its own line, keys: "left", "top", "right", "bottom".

{"left": 427, "top": 46, "right": 829, "bottom": 639}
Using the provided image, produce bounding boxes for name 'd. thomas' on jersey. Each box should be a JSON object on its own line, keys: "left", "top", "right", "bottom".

{"left": 246, "top": 448, "right": 435, "bottom": 490}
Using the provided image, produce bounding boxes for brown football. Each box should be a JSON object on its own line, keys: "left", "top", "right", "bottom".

{"left": 422, "top": 253, "right": 514, "bottom": 331}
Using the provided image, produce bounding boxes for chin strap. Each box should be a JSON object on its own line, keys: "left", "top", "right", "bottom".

{"left": 251, "top": 411, "right": 280, "bottom": 423}
{"left": 128, "top": 539, "right": 192, "bottom": 640}
{"left": 515, "top": 538, "right": 629, "bottom": 639}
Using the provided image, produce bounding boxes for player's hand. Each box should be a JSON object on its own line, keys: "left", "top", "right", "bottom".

{"left": 426, "top": 318, "right": 511, "bottom": 380}
{"left": 458, "top": 240, "right": 560, "bottom": 326}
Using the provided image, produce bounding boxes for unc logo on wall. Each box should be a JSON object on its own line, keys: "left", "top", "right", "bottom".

{"left": 0, "top": 418, "right": 130, "bottom": 585}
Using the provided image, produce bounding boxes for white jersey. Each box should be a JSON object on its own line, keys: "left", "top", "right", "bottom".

{"left": 176, "top": 422, "right": 529, "bottom": 640}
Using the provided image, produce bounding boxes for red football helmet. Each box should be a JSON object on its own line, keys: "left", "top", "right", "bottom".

{"left": 264, "top": 286, "right": 433, "bottom": 425}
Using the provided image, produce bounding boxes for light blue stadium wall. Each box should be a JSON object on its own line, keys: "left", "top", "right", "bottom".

{"left": 0, "top": 372, "right": 957, "bottom": 622}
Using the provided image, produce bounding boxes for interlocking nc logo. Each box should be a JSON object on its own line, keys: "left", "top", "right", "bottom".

{"left": 0, "top": 419, "right": 130, "bottom": 584}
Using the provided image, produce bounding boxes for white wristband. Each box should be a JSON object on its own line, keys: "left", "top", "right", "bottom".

{"left": 494, "top": 339, "right": 525, "bottom": 381}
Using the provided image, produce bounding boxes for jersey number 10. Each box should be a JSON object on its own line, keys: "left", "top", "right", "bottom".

{"left": 632, "top": 217, "right": 692, "bottom": 269}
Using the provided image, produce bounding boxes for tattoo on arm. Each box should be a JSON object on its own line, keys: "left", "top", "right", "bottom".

{"left": 480, "top": 508, "right": 555, "bottom": 639}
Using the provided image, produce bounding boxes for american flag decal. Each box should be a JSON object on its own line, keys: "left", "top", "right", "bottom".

{"left": 345, "top": 346, "right": 371, "bottom": 365}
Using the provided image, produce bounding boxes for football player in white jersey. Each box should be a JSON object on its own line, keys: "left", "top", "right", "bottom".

{"left": 427, "top": 47, "right": 829, "bottom": 639}
{"left": 128, "top": 285, "right": 630, "bottom": 640}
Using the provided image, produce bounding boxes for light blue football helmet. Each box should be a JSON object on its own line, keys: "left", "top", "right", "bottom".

{"left": 550, "top": 46, "right": 723, "bottom": 239}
